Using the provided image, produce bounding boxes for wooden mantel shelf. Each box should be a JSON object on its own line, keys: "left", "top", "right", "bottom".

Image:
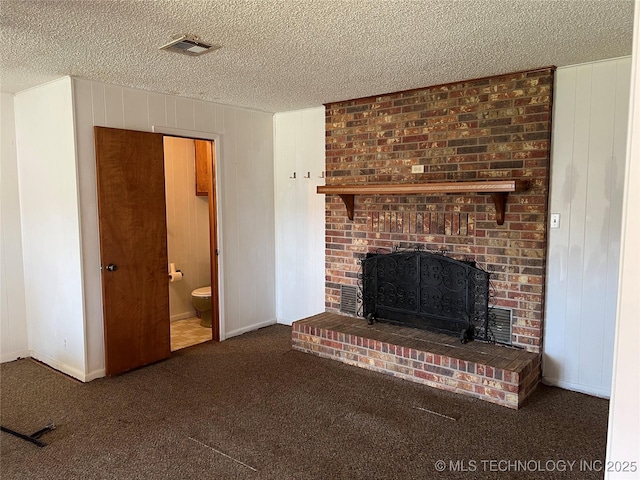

{"left": 317, "top": 180, "right": 528, "bottom": 225}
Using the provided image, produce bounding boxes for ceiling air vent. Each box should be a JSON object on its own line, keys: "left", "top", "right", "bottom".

{"left": 159, "top": 34, "right": 221, "bottom": 56}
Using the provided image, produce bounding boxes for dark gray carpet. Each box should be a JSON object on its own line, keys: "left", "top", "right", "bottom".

{"left": 1, "top": 325, "right": 608, "bottom": 479}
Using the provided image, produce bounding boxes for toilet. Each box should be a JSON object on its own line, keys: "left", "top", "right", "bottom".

{"left": 191, "top": 286, "right": 212, "bottom": 328}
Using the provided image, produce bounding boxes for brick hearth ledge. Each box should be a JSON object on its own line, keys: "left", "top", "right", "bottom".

{"left": 292, "top": 313, "right": 540, "bottom": 409}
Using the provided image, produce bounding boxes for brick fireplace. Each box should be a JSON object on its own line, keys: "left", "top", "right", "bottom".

{"left": 293, "top": 67, "right": 553, "bottom": 408}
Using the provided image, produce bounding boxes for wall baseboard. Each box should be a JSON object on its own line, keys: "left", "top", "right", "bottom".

{"left": 224, "top": 318, "right": 277, "bottom": 340}
{"left": 29, "top": 351, "right": 88, "bottom": 382}
{"left": 275, "top": 317, "right": 294, "bottom": 326}
{"left": 84, "top": 368, "right": 106, "bottom": 381}
{"left": 171, "top": 311, "right": 196, "bottom": 322}
{"left": 0, "top": 349, "right": 31, "bottom": 364}
{"left": 542, "top": 377, "right": 610, "bottom": 399}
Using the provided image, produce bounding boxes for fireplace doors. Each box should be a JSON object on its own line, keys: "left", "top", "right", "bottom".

{"left": 362, "top": 251, "right": 490, "bottom": 342}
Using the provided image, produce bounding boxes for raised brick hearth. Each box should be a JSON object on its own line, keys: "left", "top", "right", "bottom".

{"left": 292, "top": 313, "right": 540, "bottom": 409}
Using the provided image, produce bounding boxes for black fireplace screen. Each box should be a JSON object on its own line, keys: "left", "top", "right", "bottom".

{"left": 361, "top": 251, "right": 490, "bottom": 342}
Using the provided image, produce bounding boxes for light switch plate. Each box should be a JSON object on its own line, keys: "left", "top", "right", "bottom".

{"left": 411, "top": 165, "right": 425, "bottom": 174}
{"left": 550, "top": 213, "right": 560, "bottom": 229}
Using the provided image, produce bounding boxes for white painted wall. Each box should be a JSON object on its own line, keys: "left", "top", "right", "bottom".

{"left": 0, "top": 92, "right": 29, "bottom": 361}
{"left": 13, "top": 78, "right": 87, "bottom": 379}
{"left": 274, "top": 107, "right": 326, "bottom": 324}
{"left": 606, "top": 4, "right": 640, "bottom": 476}
{"left": 544, "top": 57, "right": 631, "bottom": 398}
{"left": 72, "top": 78, "right": 276, "bottom": 377}
{"left": 3, "top": 77, "right": 276, "bottom": 378}
{"left": 163, "top": 137, "right": 211, "bottom": 321}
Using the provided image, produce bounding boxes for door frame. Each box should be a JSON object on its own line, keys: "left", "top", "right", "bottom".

{"left": 153, "top": 126, "right": 225, "bottom": 341}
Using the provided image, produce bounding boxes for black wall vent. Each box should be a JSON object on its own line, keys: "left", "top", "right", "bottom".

{"left": 340, "top": 285, "right": 358, "bottom": 315}
{"left": 489, "top": 307, "right": 512, "bottom": 345}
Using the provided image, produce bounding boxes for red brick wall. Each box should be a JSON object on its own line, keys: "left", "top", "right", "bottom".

{"left": 323, "top": 68, "right": 554, "bottom": 353}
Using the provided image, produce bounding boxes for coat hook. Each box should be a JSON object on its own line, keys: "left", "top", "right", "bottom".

{"left": 289, "top": 172, "right": 296, "bottom": 179}
{"left": 304, "top": 171, "right": 311, "bottom": 178}
{"left": 318, "top": 172, "right": 325, "bottom": 179}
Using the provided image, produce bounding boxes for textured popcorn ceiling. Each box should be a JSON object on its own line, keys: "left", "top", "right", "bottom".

{"left": 0, "top": 0, "right": 634, "bottom": 113}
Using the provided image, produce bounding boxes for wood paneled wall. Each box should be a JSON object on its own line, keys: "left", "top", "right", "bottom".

{"left": 72, "top": 79, "right": 276, "bottom": 376}
{"left": 274, "top": 107, "right": 326, "bottom": 324}
{"left": 544, "top": 57, "right": 631, "bottom": 397}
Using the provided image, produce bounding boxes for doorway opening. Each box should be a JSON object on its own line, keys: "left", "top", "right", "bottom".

{"left": 163, "top": 136, "right": 220, "bottom": 351}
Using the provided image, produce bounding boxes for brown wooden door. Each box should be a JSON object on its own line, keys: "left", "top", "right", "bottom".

{"left": 94, "top": 126, "right": 171, "bottom": 375}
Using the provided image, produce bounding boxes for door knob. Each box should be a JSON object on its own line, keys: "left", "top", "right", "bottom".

{"left": 106, "top": 264, "right": 118, "bottom": 272}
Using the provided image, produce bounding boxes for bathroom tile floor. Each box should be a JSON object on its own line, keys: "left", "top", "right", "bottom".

{"left": 170, "top": 317, "right": 212, "bottom": 351}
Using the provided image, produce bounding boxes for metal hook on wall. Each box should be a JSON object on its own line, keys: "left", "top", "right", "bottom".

{"left": 303, "top": 172, "right": 311, "bottom": 178}
{"left": 289, "top": 172, "right": 296, "bottom": 179}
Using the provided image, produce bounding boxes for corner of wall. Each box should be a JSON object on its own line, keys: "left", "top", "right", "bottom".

{"left": 0, "top": 91, "right": 29, "bottom": 362}
{"left": 13, "top": 78, "right": 87, "bottom": 375}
